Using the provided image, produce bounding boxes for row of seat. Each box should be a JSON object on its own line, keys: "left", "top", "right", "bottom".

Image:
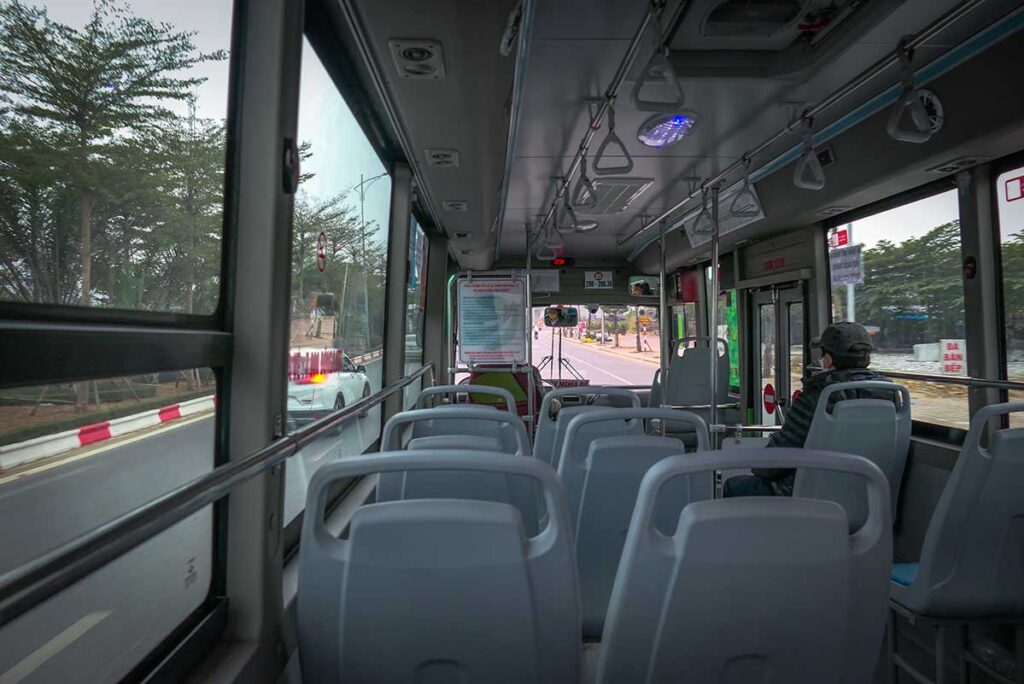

{"left": 297, "top": 447, "right": 892, "bottom": 683}
{"left": 293, "top": 380, "right": 1024, "bottom": 683}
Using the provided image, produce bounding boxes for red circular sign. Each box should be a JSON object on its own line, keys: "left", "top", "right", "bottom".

{"left": 316, "top": 231, "right": 328, "bottom": 272}
{"left": 763, "top": 383, "right": 777, "bottom": 415}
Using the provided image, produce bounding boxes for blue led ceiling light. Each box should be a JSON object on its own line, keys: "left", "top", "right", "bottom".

{"left": 637, "top": 111, "right": 697, "bottom": 148}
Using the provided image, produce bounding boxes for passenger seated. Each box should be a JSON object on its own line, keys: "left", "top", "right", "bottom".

{"left": 724, "top": 322, "right": 893, "bottom": 497}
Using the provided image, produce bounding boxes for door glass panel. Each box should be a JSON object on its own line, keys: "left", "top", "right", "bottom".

{"left": 996, "top": 163, "right": 1024, "bottom": 426}
{"left": 717, "top": 290, "right": 740, "bottom": 392}
{"left": 758, "top": 303, "right": 777, "bottom": 425}
{"left": 787, "top": 302, "right": 804, "bottom": 402}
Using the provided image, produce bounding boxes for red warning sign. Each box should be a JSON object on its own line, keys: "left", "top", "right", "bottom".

{"left": 763, "top": 383, "right": 777, "bottom": 415}
{"left": 1006, "top": 175, "right": 1024, "bottom": 203}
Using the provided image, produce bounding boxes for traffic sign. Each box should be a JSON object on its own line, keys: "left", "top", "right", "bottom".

{"left": 639, "top": 315, "right": 651, "bottom": 326}
{"left": 1006, "top": 175, "right": 1024, "bottom": 203}
{"left": 316, "top": 231, "right": 328, "bottom": 272}
{"left": 763, "top": 383, "right": 777, "bottom": 415}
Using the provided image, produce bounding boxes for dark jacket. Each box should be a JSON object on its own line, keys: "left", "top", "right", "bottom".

{"left": 753, "top": 367, "right": 894, "bottom": 492}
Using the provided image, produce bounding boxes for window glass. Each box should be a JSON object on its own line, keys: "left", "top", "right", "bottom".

{"left": 0, "top": 0, "right": 232, "bottom": 314}
{"left": 403, "top": 219, "right": 428, "bottom": 409}
{"left": 717, "top": 290, "right": 740, "bottom": 391}
{"left": 0, "top": 370, "right": 215, "bottom": 680}
{"left": 758, "top": 303, "right": 777, "bottom": 425}
{"left": 828, "top": 189, "right": 969, "bottom": 428}
{"left": 996, "top": 164, "right": 1024, "bottom": 383}
{"left": 674, "top": 302, "right": 698, "bottom": 341}
{"left": 531, "top": 305, "right": 657, "bottom": 387}
{"left": 788, "top": 302, "right": 804, "bottom": 397}
{"left": 283, "top": 39, "right": 391, "bottom": 522}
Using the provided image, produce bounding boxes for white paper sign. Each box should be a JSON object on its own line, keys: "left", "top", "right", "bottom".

{"left": 531, "top": 270, "right": 560, "bottom": 293}
{"left": 940, "top": 339, "right": 966, "bottom": 375}
{"left": 584, "top": 270, "right": 613, "bottom": 289}
{"left": 458, "top": 279, "right": 527, "bottom": 365}
{"left": 830, "top": 244, "right": 864, "bottom": 286}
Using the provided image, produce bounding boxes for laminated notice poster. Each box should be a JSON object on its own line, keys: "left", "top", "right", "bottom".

{"left": 458, "top": 278, "right": 527, "bottom": 364}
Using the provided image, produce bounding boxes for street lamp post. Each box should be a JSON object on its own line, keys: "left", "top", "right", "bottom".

{"left": 355, "top": 172, "right": 388, "bottom": 351}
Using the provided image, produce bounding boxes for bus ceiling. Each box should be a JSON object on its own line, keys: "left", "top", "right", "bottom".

{"left": 345, "top": 0, "right": 1024, "bottom": 272}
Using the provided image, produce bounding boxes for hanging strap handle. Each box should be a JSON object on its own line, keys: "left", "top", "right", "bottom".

{"left": 691, "top": 187, "right": 713, "bottom": 234}
{"left": 571, "top": 154, "right": 598, "bottom": 208}
{"left": 886, "top": 38, "right": 935, "bottom": 144}
{"left": 729, "top": 157, "right": 762, "bottom": 217}
{"left": 592, "top": 107, "right": 634, "bottom": 175}
{"left": 556, "top": 197, "right": 579, "bottom": 233}
{"left": 793, "top": 115, "right": 825, "bottom": 191}
{"left": 535, "top": 225, "right": 562, "bottom": 260}
{"left": 631, "top": 49, "right": 686, "bottom": 113}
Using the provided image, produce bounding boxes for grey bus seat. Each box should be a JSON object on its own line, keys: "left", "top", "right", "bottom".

{"left": 411, "top": 384, "right": 516, "bottom": 447}
{"left": 657, "top": 337, "right": 737, "bottom": 430}
{"left": 795, "top": 381, "right": 911, "bottom": 532}
{"left": 378, "top": 408, "right": 538, "bottom": 534}
{"left": 598, "top": 449, "right": 892, "bottom": 684}
{"left": 559, "top": 408, "right": 711, "bottom": 639}
{"left": 534, "top": 387, "right": 641, "bottom": 467}
{"left": 891, "top": 402, "right": 1024, "bottom": 617}
{"left": 297, "top": 451, "right": 580, "bottom": 683}
{"left": 415, "top": 383, "right": 517, "bottom": 413}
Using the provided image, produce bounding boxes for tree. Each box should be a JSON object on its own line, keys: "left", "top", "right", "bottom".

{"left": 0, "top": 0, "right": 223, "bottom": 307}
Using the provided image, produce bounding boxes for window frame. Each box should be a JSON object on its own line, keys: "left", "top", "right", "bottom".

{"left": 822, "top": 177, "right": 969, "bottom": 437}
{"left": 989, "top": 148, "right": 1024, "bottom": 387}
{"left": 0, "top": 0, "right": 248, "bottom": 677}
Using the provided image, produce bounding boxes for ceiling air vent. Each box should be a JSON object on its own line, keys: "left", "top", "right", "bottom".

{"left": 575, "top": 177, "right": 654, "bottom": 215}
{"left": 703, "top": 0, "right": 803, "bottom": 38}
{"left": 926, "top": 156, "right": 991, "bottom": 175}
{"left": 388, "top": 39, "right": 446, "bottom": 80}
{"left": 453, "top": 232, "right": 471, "bottom": 240}
{"left": 425, "top": 149, "right": 460, "bottom": 168}
{"left": 441, "top": 200, "right": 468, "bottom": 212}
{"left": 816, "top": 205, "right": 850, "bottom": 219}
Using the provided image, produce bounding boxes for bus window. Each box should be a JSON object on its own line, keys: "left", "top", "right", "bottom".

{"left": 996, "top": 163, "right": 1024, "bottom": 425}
{"left": 283, "top": 38, "right": 391, "bottom": 526}
{"left": 403, "top": 219, "right": 428, "bottom": 409}
{"left": 0, "top": 0, "right": 232, "bottom": 315}
{"left": 828, "top": 189, "right": 968, "bottom": 428}
{"left": 0, "top": 370, "right": 215, "bottom": 680}
{"left": 532, "top": 305, "right": 658, "bottom": 387}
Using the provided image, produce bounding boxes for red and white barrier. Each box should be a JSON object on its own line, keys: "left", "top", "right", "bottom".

{"left": 0, "top": 395, "right": 216, "bottom": 471}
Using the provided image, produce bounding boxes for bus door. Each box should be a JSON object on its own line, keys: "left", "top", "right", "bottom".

{"left": 750, "top": 285, "right": 806, "bottom": 425}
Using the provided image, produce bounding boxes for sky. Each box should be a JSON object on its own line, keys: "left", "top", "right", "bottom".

{"left": 38, "top": 0, "right": 393, "bottom": 245}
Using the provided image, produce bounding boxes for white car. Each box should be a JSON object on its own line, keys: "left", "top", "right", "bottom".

{"left": 287, "top": 348, "right": 371, "bottom": 428}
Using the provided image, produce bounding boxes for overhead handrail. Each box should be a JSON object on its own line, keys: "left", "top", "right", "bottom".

{"left": 618, "top": 0, "right": 987, "bottom": 248}
{"left": 592, "top": 107, "right": 634, "bottom": 175}
{"left": 886, "top": 37, "right": 938, "bottom": 143}
{"left": 0, "top": 363, "right": 435, "bottom": 628}
{"left": 729, "top": 157, "right": 762, "bottom": 217}
{"left": 528, "top": 0, "right": 682, "bottom": 251}
{"left": 571, "top": 153, "right": 598, "bottom": 209}
{"left": 793, "top": 114, "right": 826, "bottom": 191}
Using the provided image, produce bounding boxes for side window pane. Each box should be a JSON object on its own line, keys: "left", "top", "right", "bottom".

{"left": 828, "top": 189, "right": 968, "bottom": 428}
{"left": 717, "top": 290, "right": 740, "bottom": 392}
{"left": 404, "top": 220, "right": 428, "bottom": 409}
{"left": 0, "top": 1, "right": 232, "bottom": 314}
{"left": 284, "top": 38, "right": 391, "bottom": 522}
{"left": 0, "top": 371, "right": 215, "bottom": 680}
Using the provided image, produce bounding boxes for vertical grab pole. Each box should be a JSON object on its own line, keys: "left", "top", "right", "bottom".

{"left": 526, "top": 223, "right": 534, "bottom": 439}
{"left": 709, "top": 185, "right": 721, "bottom": 433}
{"left": 659, "top": 220, "right": 669, "bottom": 373}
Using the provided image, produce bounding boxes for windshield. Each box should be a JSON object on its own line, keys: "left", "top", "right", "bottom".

{"left": 532, "top": 306, "right": 658, "bottom": 387}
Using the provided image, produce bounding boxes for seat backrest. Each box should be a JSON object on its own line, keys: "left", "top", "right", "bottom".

{"left": 534, "top": 387, "right": 641, "bottom": 467}
{"left": 908, "top": 402, "right": 1024, "bottom": 617}
{"left": 415, "top": 383, "right": 517, "bottom": 413}
{"left": 298, "top": 451, "right": 580, "bottom": 684}
{"left": 379, "top": 408, "right": 537, "bottom": 534}
{"left": 795, "top": 381, "right": 911, "bottom": 531}
{"left": 559, "top": 408, "right": 711, "bottom": 639}
{"left": 598, "top": 449, "right": 892, "bottom": 684}
{"left": 647, "top": 367, "right": 662, "bottom": 409}
{"left": 664, "top": 337, "right": 729, "bottom": 407}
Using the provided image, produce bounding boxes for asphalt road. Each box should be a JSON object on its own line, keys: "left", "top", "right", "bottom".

{"left": 533, "top": 328, "right": 658, "bottom": 386}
